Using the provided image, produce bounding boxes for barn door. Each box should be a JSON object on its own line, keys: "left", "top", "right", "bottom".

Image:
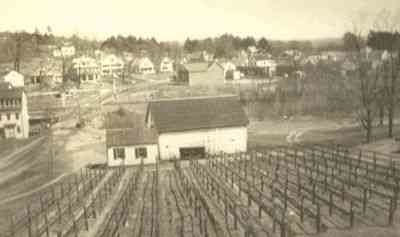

{"left": 179, "top": 147, "right": 205, "bottom": 160}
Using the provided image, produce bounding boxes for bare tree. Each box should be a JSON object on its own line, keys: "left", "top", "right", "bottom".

{"left": 371, "top": 8, "right": 400, "bottom": 137}
{"left": 344, "top": 12, "right": 381, "bottom": 143}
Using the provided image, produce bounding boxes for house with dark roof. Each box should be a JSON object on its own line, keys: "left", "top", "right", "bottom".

{"left": 0, "top": 82, "right": 29, "bottom": 139}
{"left": 145, "top": 95, "right": 248, "bottom": 160}
{"left": 105, "top": 108, "right": 158, "bottom": 166}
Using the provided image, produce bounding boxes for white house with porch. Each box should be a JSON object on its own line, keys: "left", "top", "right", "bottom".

{"left": 72, "top": 56, "right": 100, "bottom": 83}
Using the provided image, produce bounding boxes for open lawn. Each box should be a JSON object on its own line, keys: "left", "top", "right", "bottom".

{"left": 249, "top": 116, "right": 400, "bottom": 149}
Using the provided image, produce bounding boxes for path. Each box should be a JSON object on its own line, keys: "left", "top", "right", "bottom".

{"left": 0, "top": 173, "right": 67, "bottom": 206}
{"left": 0, "top": 136, "right": 46, "bottom": 169}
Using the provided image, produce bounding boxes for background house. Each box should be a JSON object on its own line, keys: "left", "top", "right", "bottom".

{"left": 53, "top": 45, "right": 76, "bottom": 58}
{"left": 221, "top": 61, "right": 241, "bottom": 80}
{"left": 72, "top": 56, "right": 100, "bottom": 83}
{"left": 101, "top": 54, "right": 124, "bottom": 77}
{"left": 0, "top": 82, "right": 29, "bottom": 139}
{"left": 254, "top": 55, "right": 277, "bottom": 77}
{"left": 131, "top": 57, "right": 155, "bottom": 74}
{"left": 3, "top": 71, "right": 25, "bottom": 88}
{"left": 145, "top": 96, "right": 248, "bottom": 160}
{"left": 159, "top": 57, "right": 174, "bottom": 73}
{"left": 27, "top": 61, "right": 63, "bottom": 87}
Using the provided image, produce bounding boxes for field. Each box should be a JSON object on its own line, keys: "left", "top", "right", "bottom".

{"left": 1, "top": 145, "right": 400, "bottom": 237}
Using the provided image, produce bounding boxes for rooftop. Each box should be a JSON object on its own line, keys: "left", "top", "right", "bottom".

{"left": 106, "top": 127, "right": 158, "bottom": 147}
{"left": 183, "top": 62, "right": 209, "bottom": 72}
{"left": 146, "top": 95, "right": 249, "bottom": 133}
{"left": 104, "top": 108, "right": 141, "bottom": 130}
{"left": 105, "top": 108, "right": 158, "bottom": 147}
{"left": 0, "top": 82, "right": 23, "bottom": 99}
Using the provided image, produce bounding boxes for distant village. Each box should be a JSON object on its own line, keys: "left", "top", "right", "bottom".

{"left": 0, "top": 31, "right": 395, "bottom": 147}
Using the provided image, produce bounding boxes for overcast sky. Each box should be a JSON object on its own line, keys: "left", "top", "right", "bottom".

{"left": 1, "top": 0, "right": 399, "bottom": 41}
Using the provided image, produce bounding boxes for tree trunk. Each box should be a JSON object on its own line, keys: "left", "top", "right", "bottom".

{"left": 379, "top": 105, "right": 384, "bottom": 126}
{"left": 388, "top": 106, "right": 394, "bottom": 138}
{"left": 366, "top": 110, "right": 373, "bottom": 143}
{"left": 388, "top": 52, "right": 397, "bottom": 138}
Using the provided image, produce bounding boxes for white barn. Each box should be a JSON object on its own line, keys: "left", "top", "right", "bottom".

{"left": 145, "top": 96, "right": 249, "bottom": 160}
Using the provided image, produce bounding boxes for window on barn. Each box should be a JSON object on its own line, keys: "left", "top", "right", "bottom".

{"left": 113, "top": 147, "right": 125, "bottom": 160}
{"left": 15, "top": 113, "right": 19, "bottom": 120}
{"left": 135, "top": 147, "right": 147, "bottom": 159}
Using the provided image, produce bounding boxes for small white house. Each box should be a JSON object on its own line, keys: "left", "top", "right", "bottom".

{"left": 159, "top": 57, "right": 174, "bottom": 73}
{"left": 132, "top": 57, "right": 155, "bottom": 74}
{"left": 3, "top": 71, "right": 24, "bottom": 88}
{"left": 105, "top": 109, "right": 158, "bottom": 167}
{"left": 106, "top": 128, "right": 158, "bottom": 166}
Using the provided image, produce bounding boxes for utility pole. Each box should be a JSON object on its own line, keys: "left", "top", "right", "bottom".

{"left": 47, "top": 109, "right": 55, "bottom": 178}
{"left": 77, "top": 66, "right": 82, "bottom": 125}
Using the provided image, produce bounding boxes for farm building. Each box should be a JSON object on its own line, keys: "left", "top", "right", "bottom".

{"left": 146, "top": 96, "right": 249, "bottom": 160}
{"left": 105, "top": 96, "right": 248, "bottom": 166}
{"left": 105, "top": 109, "right": 158, "bottom": 167}
{"left": 0, "top": 82, "right": 29, "bottom": 139}
{"left": 183, "top": 61, "right": 225, "bottom": 87}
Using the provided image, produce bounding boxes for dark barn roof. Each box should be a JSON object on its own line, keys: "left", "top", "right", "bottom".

{"left": 105, "top": 108, "right": 158, "bottom": 147}
{"left": 104, "top": 108, "right": 141, "bottom": 130}
{"left": 106, "top": 128, "right": 158, "bottom": 147}
{"left": 146, "top": 96, "right": 249, "bottom": 133}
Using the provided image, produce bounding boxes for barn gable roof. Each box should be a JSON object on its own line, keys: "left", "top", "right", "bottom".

{"left": 105, "top": 108, "right": 158, "bottom": 147}
{"left": 183, "top": 62, "right": 209, "bottom": 72}
{"left": 104, "top": 108, "right": 140, "bottom": 130}
{"left": 106, "top": 128, "right": 158, "bottom": 147}
{"left": 146, "top": 96, "right": 248, "bottom": 133}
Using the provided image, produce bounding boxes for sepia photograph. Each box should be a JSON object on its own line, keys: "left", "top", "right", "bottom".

{"left": 1, "top": 0, "right": 400, "bottom": 236}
